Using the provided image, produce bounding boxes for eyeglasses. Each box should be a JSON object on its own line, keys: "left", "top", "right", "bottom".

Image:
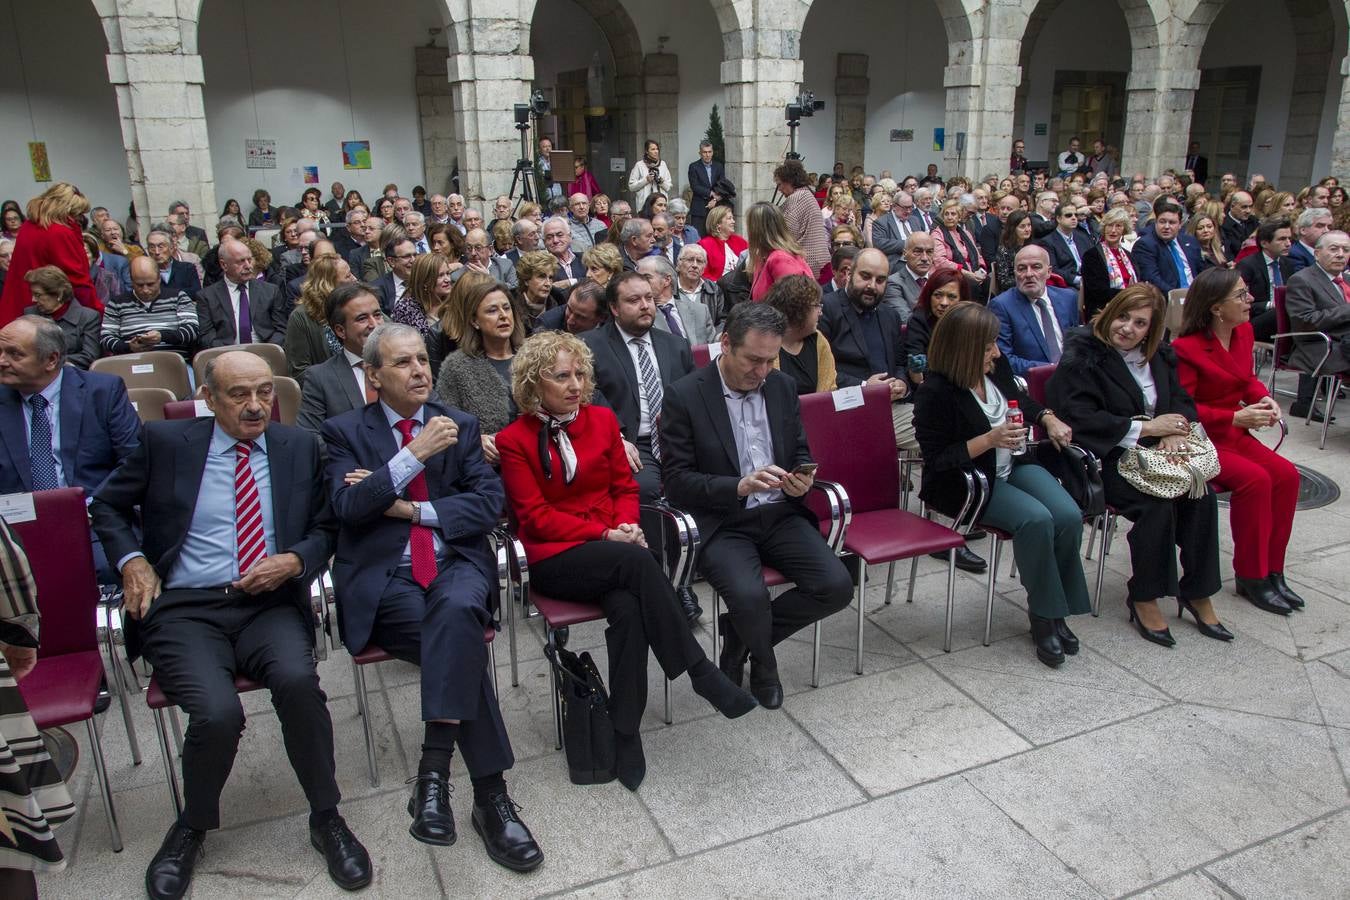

{"left": 465, "top": 244, "right": 489, "bottom": 251}
{"left": 392, "top": 253, "right": 418, "bottom": 261}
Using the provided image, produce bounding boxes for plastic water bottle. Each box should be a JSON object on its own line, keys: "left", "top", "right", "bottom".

{"left": 1006, "top": 400, "right": 1026, "bottom": 456}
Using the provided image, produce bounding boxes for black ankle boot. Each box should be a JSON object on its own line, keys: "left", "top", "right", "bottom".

{"left": 1052, "top": 618, "right": 1079, "bottom": 655}
{"left": 1236, "top": 576, "right": 1292, "bottom": 615}
{"left": 1028, "top": 614, "right": 1065, "bottom": 668}
{"left": 1267, "top": 573, "right": 1305, "bottom": 610}
{"left": 614, "top": 732, "right": 646, "bottom": 792}
{"left": 689, "top": 659, "right": 758, "bottom": 718}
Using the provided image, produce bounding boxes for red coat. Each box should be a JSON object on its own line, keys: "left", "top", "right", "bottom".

{"left": 497, "top": 404, "right": 639, "bottom": 563}
{"left": 0, "top": 219, "right": 100, "bottom": 325}
{"left": 1172, "top": 323, "right": 1269, "bottom": 447}
{"left": 698, "top": 234, "right": 748, "bottom": 283}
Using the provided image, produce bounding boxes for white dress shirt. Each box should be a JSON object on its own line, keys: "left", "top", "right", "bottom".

{"left": 344, "top": 348, "right": 368, "bottom": 397}
{"left": 1116, "top": 348, "right": 1157, "bottom": 448}
{"left": 618, "top": 325, "right": 658, "bottom": 437}
{"left": 224, "top": 278, "right": 258, "bottom": 342}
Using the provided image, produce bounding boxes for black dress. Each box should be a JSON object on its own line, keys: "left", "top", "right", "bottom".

{"left": 778, "top": 333, "right": 820, "bottom": 395}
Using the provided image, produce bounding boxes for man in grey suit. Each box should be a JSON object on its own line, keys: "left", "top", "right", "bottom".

{"left": 1284, "top": 230, "right": 1350, "bottom": 418}
{"left": 196, "top": 238, "right": 287, "bottom": 347}
{"left": 637, "top": 256, "right": 716, "bottom": 344}
{"left": 870, "top": 191, "right": 925, "bottom": 273}
{"left": 296, "top": 283, "right": 386, "bottom": 447}
{"left": 881, "top": 231, "right": 937, "bottom": 320}
{"left": 450, "top": 228, "right": 517, "bottom": 290}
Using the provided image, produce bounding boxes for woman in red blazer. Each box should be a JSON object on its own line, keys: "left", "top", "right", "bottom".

{"left": 496, "top": 332, "right": 756, "bottom": 791}
{"left": 697, "top": 206, "right": 748, "bottom": 281}
{"left": 0, "top": 183, "right": 99, "bottom": 325}
{"left": 1173, "top": 268, "right": 1304, "bottom": 614}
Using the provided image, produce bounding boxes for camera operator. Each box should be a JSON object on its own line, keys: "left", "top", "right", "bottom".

{"left": 627, "top": 139, "right": 673, "bottom": 211}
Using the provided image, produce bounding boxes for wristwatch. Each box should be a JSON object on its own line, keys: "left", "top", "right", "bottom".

{"left": 409, "top": 501, "right": 421, "bottom": 525}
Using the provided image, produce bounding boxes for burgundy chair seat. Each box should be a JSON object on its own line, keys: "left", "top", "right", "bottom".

{"left": 841, "top": 509, "right": 966, "bottom": 562}
{"left": 530, "top": 591, "right": 603, "bottom": 628}
{"left": 351, "top": 628, "right": 494, "bottom": 666}
{"left": 762, "top": 566, "right": 786, "bottom": 588}
{"left": 145, "top": 673, "right": 262, "bottom": 710}
{"left": 980, "top": 525, "right": 1014, "bottom": 541}
{"left": 19, "top": 651, "right": 105, "bottom": 729}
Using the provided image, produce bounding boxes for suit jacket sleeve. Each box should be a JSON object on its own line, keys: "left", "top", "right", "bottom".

{"left": 424, "top": 416, "right": 505, "bottom": 541}
{"left": 70, "top": 310, "right": 101, "bottom": 369}
{"left": 1287, "top": 275, "right": 1350, "bottom": 332}
{"left": 659, "top": 383, "right": 744, "bottom": 517}
{"left": 1045, "top": 356, "right": 1133, "bottom": 459}
{"left": 1173, "top": 339, "right": 1240, "bottom": 444}
{"left": 914, "top": 378, "right": 978, "bottom": 475}
{"left": 872, "top": 216, "right": 904, "bottom": 260}
{"left": 288, "top": 432, "right": 338, "bottom": 580}
{"left": 89, "top": 433, "right": 152, "bottom": 571}
{"left": 322, "top": 418, "right": 404, "bottom": 527}
{"left": 1132, "top": 236, "right": 1163, "bottom": 289}
{"left": 105, "top": 378, "right": 144, "bottom": 465}
{"left": 296, "top": 369, "right": 331, "bottom": 445}
{"left": 990, "top": 296, "right": 1039, "bottom": 376}
{"left": 195, "top": 292, "right": 220, "bottom": 349}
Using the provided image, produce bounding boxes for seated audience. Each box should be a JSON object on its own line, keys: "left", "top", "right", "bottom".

{"left": 297, "top": 282, "right": 385, "bottom": 444}
{"left": 370, "top": 236, "right": 416, "bottom": 312}
{"left": 434, "top": 280, "right": 523, "bottom": 465}
{"left": 394, "top": 253, "right": 453, "bottom": 344}
{"left": 765, "top": 274, "right": 838, "bottom": 394}
{"left": 666, "top": 198, "right": 700, "bottom": 246}
{"left": 1236, "top": 216, "right": 1295, "bottom": 343}
{"left": 883, "top": 230, "right": 939, "bottom": 319}
{"left": 512, "top": 250, "right": 557, "bottom": 333}
{"left": 1188, "top": 211, "right": 1230, "bottom": 270}
{"left": 1284, "top": 230, "right": 1350, "bottom": 419}
{"left": 590, "top": 193, "right": 612, "bottom": 227}
{"left": 23, "top": 266, "right": 100, "bottom": 369}
{"left": 830, "top": 245, "right": 858, "bottom": 292}
{"left": 698, "top": 207, "right": 748, "bottom": 281}
{"left": 914, "top": 302, "right": 1087, "bottom": 667}
{"left": 92, "top": 351, "right": 371, "bottom": 898}
{"left": 637, "top": 255, "right": 715, "bottom": 344}
{"left": 747, "top": 202, "right": 813, "bottom": 302}
{"left": 989, "top": 245, "right": 1079, "bottom": 375}
{"left": 452, "top": 228, "right": 517, "bottom": 289}
{"left": 283, "top": 256, "right": 352, "bottom": 382}
{"left": 1036, "top": 204, "right": 1092, "bottom": 288}
{"left": 537, "top": 278, "right": 605, "bottom": 335}
{"left": 497, "top": 331, "right": 756, "bottom": 791}
{"left": 321, "top": 324, "right": 542, "bottom": 872}
{"left": 1080, "top": 206, "right": 1138, "bottom": 320}
{"left": 197, "top": 239, "right": 286, "bottom": 346}
{"left": 932, "top": 199, "right": 989, "bottom": 292}
{"left": 567, "top": 192, "right": 606, "bottom": 254}
{"left": 84, "top": 232, "right": 122, "bottom": 305}
{"left": 101, "top": 256, "right": 200, "bottom": 358}
{"left": 543, "top": 216, "right": 586, "bottom": 293}
{"left": 582, "top": 243, "right": 623, "bottom": 290}
{"left": 1132, "top": 197, "right": 1206, "bottom": 292}
{"left": 1048, "top": 285, "right": 1228, "bottom": 645}
{"left": 675, "top": 243, "right": 724, "bottom": 327}
{"left": 992, "top": 211, "right": 1032, "bottom": 295}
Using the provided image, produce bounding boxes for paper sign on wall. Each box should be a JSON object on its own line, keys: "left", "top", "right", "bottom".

{"left": 609, "top": 158, "right": 627, "bottom": 173}
{"left": 246, "top": 139, "right": 277, "bottom": 169}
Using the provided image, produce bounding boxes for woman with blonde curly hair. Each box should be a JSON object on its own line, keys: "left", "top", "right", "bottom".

{"left": 496, "top": 331, "right": 756, "bottom": 792}
{"left": 0, "top": 182, "right": 97, "bottom": 322}
{"left": 284, "top": 254, "right": 354, "bottom": 381}
{"left": 581, "top": 243, "right": 623, "bottom": 288}
{"left": 513, "top": 249, "right": 557, "bottom": 331}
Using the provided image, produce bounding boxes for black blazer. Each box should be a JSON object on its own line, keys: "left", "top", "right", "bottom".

{"left": 660, "top": 365, "right": 813, "bottom": 543}
{"left": 90, "top": 419, "right": 334, "bottom": 658}
{"left": 197, "top": 279, "right": 287, "bottom": 347}
{"left": 1221, "top": 215, "right": 1256, "bottom": 261}
{"left": 321, "top": 401, "right": 504, "bottom": 654}
{"left": 1037, "top": 229, "right": 1094, "bottom": 285}
{"left": 913, "top": 355, "right": 1044, "bottom": 516}
{"left": 687, "top": 159, "right": 725, "bottom": 220}
{"left": 977, "top": 218, "right": 1003, "bottom": 269}
{"left": 1080, "top": 243, "right": 1134, "bottom": 320}
{"left": 1237, "top": 252, "right": 1296, "bottom": 317}
{"left": 370, "top": 272, "right": 397, "bottom": 313}
{"left": 161, "top": 260, "right": 202, "bottom": 299}
{"left": 1045, "top": 327, "right": 1198, "bottom": 463}
{"left": 817, "top": 289, "right": 905, "bottom": 387}
{"left": 581, "top": 321, "right": 693, "bottom": 441}
{"left": 296, "top": 352, "right": 365, "bottom": 449}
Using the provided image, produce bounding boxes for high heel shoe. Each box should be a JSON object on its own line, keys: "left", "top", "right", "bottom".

{"left": 1126, "top": 599, "right": 1176, "bottom": 647}
{"left": 1267, "top": 573, "right": 1305, "bottom": 610}
{"left": 1235, "top": 576, "right": 1292, "bottom": 616}
{"left": 1176, "top": 599, "right": 1234, "bottom": 642}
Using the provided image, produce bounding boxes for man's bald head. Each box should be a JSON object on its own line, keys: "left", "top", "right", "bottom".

{"left": 219, "top": 237, "right": 255, "bottom": 283}
{"left": 203, "top": 350, "right": 274, "bottom": 442}
{"left": 1014, "top": 244, "right": 1051, "bottom": 297}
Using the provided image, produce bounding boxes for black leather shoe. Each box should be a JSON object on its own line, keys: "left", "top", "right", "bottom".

{"left": 407, "top": 773, "right": 456, "bottom": 846}
{"left": 677, "top": 586, "right": 703, "bottom": 624}
{"left": 1177, "top": 598, "right": 1235, "bottom": 642}
{"left": 1029, "top": 614, "right": 1065, "bottom": 668}
{"left": 930, "top": 546, "right": 987, "bottom": 573}
{"left": 1126, "top": 599, "right": 1176, "bottom": 647}
{"left": 1236, "top": 577, "right": 1293, "bottom": 616}
{"left": 689, "top": 661, "right": 758, "bottom": 719}
{"left": 145, "top": 821, "right": 204, "bottom": 900}
{"left": 1290, "top": 404, "right": 1335, "bottom": 423}
{"left": 1268, "top": 573, "right": 1305, "bottom": 610}
{"left": 749, "top": 662, "right": 783, "bottom": 709}
{"left": 1053, "top": 618, "right": 1080, "bottom": 655}
{"left": 472, "top": 791, "right": 545, "bottom": 872}
{"left": 309, "top": 814, "right": 372, "bottom": 891}
{"left": 717, "top": 614, "right": 748, "bottom": 688}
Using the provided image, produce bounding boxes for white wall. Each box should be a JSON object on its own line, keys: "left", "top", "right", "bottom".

{"left": 0, "top": 0, "right": 128, "bottom": 215}
{"left": 200, "top": 0, "right": 442, "bottom": 217}
{"left": 798, "top": 0, "right": 948, "bottom": 178}
{"left": 1020, "top": 0, "right": 1130, "bottom": 163}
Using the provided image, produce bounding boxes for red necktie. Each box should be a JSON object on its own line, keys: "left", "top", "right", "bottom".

{"left": 1336, "top": 275, "right": 1350, "bottom": 304}
{"left": 234, "top": 442, "right": 266, "bottom": 576}
{"left": 395, "top": 419, "right": 437, "bottom": 588}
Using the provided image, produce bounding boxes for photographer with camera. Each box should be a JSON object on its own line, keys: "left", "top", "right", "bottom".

{"left": 627, "top": 140, "right": 673, "bottom": 211}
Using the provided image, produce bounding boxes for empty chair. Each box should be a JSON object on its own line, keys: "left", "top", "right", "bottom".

{"left": 193, "top": 342, "right": 288, "bottom": 385}
{"left": 90, "top": 351, "right": 191, "bottom": 399}
{"left": 126, "top": 386, "right": 177, "bottom": 422}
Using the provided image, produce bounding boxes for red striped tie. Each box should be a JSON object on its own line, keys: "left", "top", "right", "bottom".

{"left": 234, "top": 442, "right": 266, "bottom": 576}
{"left": 395, "top": 419, "right": 437, "bottom": 588}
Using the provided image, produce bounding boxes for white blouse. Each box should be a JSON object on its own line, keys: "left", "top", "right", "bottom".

{"left": 1116, "top": 347, "right": 1156, "bottom": 448}
{"left": 972, "top": 376, "right": 1013, "bottom": 479}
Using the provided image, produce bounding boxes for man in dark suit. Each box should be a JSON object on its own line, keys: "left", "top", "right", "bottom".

{"left": 581, "top": 271, "right": 701, "bottom": 620}
{"left": 1029, "top": 191, "right": 1059, "bottom": 239}
{"left": 90, "top": 351, "right": 370, "bottom": 899}
{"left": 871, "top": 191, "right": 925, "bottom": 272}
{"left": 1284, "top": 231, "right": 1350, "bottom": 418}
{"left": 168, "top": 200, "right": 210, "bottom": 248}
{"left": 1132, "top": 198, "right": 1205, "bottom": 294}
{"left": 321, "top": 322, "right": 542, "bottom": 873}
{"left": 1237, "top": 217, "right": 1296, "bottom": 343}
{"left": 145, "top": 226, "right": 203, "bottom": 299}
{"left": 1037, "top": 204, "right": 1094, "bottom": 287}
{"left": 1289, "top": 207, "right": 1333, "bottom": 273}
{"left": 881, "top": 231, "right": 937, "bottom": 320}
{"left": 1184, "top": 141, "right": 1208, "bottom": 186}
{"left": 542, "top": 216, "right": 587, "bottom": 298}
{"left": 324, "top": 182, "right": 346, "bottom": 219}
{"left": 197, "top": 239, "right": 287, "bottom": 347}
{"left": 296, "top": 283, "right": 385, "bottom": 446}
{"left": 989, "top": 244, "right": 1080, "bottom": 376}
{"left": 661, "top": 303, "right": 853, "bottom": 709}
{"left": 978, "top": 193, "right": 1019, "bottom": 268}
{"left": 1220, "top": 191, "right": 1257, "bottom": 261}
{"left": 329, "top": 208, "right": 365, "bottom": 260}
{"left": 347, "top": 215, "right": 382, "bottom": 277}
{"left": 619, "top": 218, "right": 656, "bottom": 271}
{"left": 0, "top": 315, "right": 141, "bottom": 578}
{"left": 651, "top": 213, "right": 684, "bottom": 268}
{"left": 687, "top": 141, "right": 724, "bottom": 237}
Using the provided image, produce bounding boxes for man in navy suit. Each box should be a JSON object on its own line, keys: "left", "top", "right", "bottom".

{"left": 145, "top": 226, "right": 202, "bottom": 299}
{"left": 687, "top": 141, "right": 725, "bottom": 237}
{"left": 1131, "top": 198, "right": 1205, "bottom": 294}
{"left": 1289, "top": 207, "right": 1333, "bottom": 273}
{"left": 1037, "top": 204, "right": 1094, "bottom": 287}
{"left": 989, "top": 245, "right": 1080, "bottom": 376}
{"left": 0, "top": 315, "right": 141, "bottom": 578}
{"left": 321, "top": 322, "right": 542, "bottom": 873}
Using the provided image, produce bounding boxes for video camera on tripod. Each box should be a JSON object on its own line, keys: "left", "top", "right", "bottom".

{"left": 510, "top": 90, "right": 553, "bottom": 209}
{"left": 785, "top": 91, "right": 825, "bottom": 127}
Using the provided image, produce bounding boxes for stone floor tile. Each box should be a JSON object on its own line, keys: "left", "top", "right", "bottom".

{"left": 1130, "top": 871, "right": 1238, "bottom": 899}
{"left": 635, "top": 708, "right": 865, "bottom": 855}
{"left": 788, "top": 665, "right": 1030, "bottom": 795}
{"left": 867, "top": 568, "right": 1033, "bottom": 659}
{"left": 565, "top": 776, "right": 1099, "bottom": 899}
{"left": 966, "top": 704, "right": 1346, "bottom": 894}
{"left": 1203, "top": 809, "right": 1350, "bottom": 899}
{"left": 1305, "top": 658, "right": 1350, "bottom": 730}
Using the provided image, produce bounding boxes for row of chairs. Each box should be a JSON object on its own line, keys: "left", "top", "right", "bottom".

{"left": 89, "top": 343, "right": 289, "bottom": 401}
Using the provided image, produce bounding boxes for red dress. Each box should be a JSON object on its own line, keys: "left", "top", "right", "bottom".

{"left": 698, "top": 234, "right": 748, "bottom": 283}
{"left": 0, "top": 219, "right": 100, "bottom": 325}
{"left": 1173, "top": 323, "right": 1299, "bottom": 579}
{"left": 496, "top": 404, "right": 638, "bottom": 563}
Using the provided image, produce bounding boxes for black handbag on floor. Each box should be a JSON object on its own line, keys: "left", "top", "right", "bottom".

{"left": 1035, "top": 440, "right": 1107, "bottom": 519}
{"left": 544, "top": 642, "right": 617, "bottom": 785}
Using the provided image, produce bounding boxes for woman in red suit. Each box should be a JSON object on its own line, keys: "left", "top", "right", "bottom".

{"left": 697, "top": 207, "right": 748, "bottom": 281}
{"left": 1173, "top": 268, "right": 1304, "bottom": 614}
{"left": 0, "top": 183, "right": 99, "bottom": 325}
{"left": 497, "top": 331, "right": 756, "bottom": 791}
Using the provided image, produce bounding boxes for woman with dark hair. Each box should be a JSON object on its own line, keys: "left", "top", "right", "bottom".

{"left": 914, "top": 302, "right": 1086, "bottom": 667}
{"left": 1, "top": 201, "right": 21, "bottom": 241}
{"left": 426, "top": 222, "right": 465, "bottom": 271}
{"left": 342, "top": 190, "right": 365, "bottom": 217}
{"left": 373, "top": 196, "right": 396, "bottom": 224}
{"left": 497, "top": 332, "right": 755, "bottom": 791}
{"left": 1172, "top": 267, "right": 1302, "bottom": 615}
{"left": 765, "top": 274, "right": 837, "bottom": 394}
{"left": 0, "top": 183, "right": 98, "bottom": 323}
{"left": 220, "top": 198, "right": 243, "bottom": 220}
{"left": 247, "top": 189, "right": 274, "bottom": 227}
{"left": 435, "top": 279, "right": 524, "bottom": 465}
{"left": 904, "top": 266, "right": 971, "bottom": 383}
{"left": 992, "top": 210, "right": 1032, "bottom": 295}
{"left": 299, "top": 187, "right": 330, "bottom": 224}
{"left": 772, "top": 159, "right": 831, "bottom": 278}
{"left": 626, "top": 139, "right": 673, "bottom": 210}
{"left": 1048, "top": 284, "right": 1229, "bottom": 645}
{"left": 637, "top": 192, "right": 669, "bottom": 221}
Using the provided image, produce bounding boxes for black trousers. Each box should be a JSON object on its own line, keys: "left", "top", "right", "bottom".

{"left": 371, "top": 560, "right": 514, "bottom": 778}
{"left": 140, "top": 589, "right": 340, "bottom": 831}
{"left": 530, "top": 541, "right": 706, "bottom": 735}
{"left": 631, "top": 437, "right": 683, "bottom": 581}
{"left": 698, "top": 504, "right": 853, "bottom": 677}
{"left": 1103, "top": 462, "right": 1222, "bottom": 603}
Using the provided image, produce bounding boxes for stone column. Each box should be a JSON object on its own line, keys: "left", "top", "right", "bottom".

{"left": 721, "top": 28, "right": 804, "bottom": 204}
{"left": 97, "top": 1, "right": 217, "bottom": 228}
{"left": 1331, "top": 57, "right": 1350, "bottom": 182}
{"left": 446, "top": 8, "right": 533, "bottom": 201}
{"left": 1120, "top": 65, "right": 1201, "bottom": 177}
{"left": 1276, "top": 0, "right": 1335, "bottom": 185}
{"left": 416, "top": 47, "right": 457, "bottom": 196}
{"left": 833, "top": 54, "right": 868, "bottom": 171}
{"left": 643, "top": 53, "right": 681, "bottom": 196}
{"left": 943, "top": 36, "right": 1022, "bottom": 181}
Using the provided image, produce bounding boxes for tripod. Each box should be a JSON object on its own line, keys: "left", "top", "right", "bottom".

{"left": 770, "top": 119, "right": 803, "bottom": 205}
{"left": 508, "top": 121, "right": 536, "bottom": 215}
